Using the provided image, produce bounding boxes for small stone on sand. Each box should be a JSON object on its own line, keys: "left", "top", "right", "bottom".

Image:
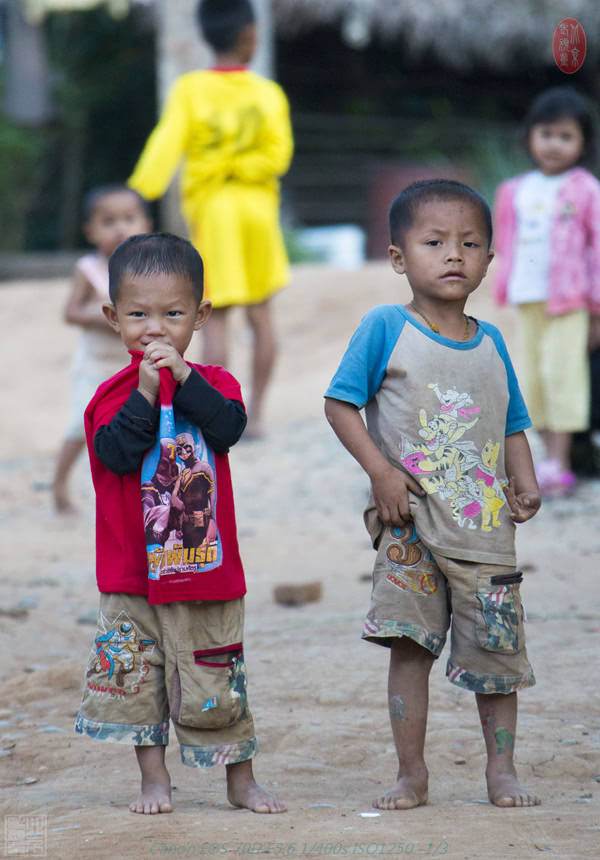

{"left": 273, "top": 582, "right": 322, "bottom": 606}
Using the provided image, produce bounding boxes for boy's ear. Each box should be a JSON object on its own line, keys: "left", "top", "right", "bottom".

{"left": 193, "top": 300, "right": 212, "bottom": 331}
{"left": 482, "top": 249, "right": 495, "bottom": 277}
{"left": 102, "top": 302, "right": 120, "bottom": 332}
{"left": 388, "top": 244, "right": 407, "bottom": 275}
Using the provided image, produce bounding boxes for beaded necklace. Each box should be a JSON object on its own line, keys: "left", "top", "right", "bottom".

{"left": 409, "top": 303, "right": 472, "bottom": 341}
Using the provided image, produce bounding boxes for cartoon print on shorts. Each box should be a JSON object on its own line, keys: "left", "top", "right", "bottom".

{"left": 86, "top": 611, "right": 155, "bottom": 695}
{"left": 399, "top": 382, "right": 506, "bottom": 532}
{"left": 385, "top": 524, "right": 439, "bottom": 596}
{"left": 142, "top": 405, "right": 222, "bottom": 580}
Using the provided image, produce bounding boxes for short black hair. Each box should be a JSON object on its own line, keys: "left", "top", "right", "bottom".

{"left": 108, "top": 232, "right": 204, "bottom": 306}
{"left": 524, "top": 86, "right": 597, "bottom": 167}
{"left": 196, "top": 0, "right": 255, "bottom": 52}
{"left": 389, "top": 179, "right": 493, "bottom": 249}
{"left": 82, "top": 184, "right": 150, "bottom": 223}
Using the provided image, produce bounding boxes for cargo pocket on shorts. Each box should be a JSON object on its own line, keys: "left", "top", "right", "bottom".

{"left": 171, "top": 643, "right": 247, "bottom": 730}
{"left": 475, "top": 580, "right": 524, "bottom": 654}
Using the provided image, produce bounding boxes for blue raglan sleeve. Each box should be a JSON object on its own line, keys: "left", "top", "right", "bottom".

{"left": 324, "top": 306, "right": 405, "bottom": 408}
{"left": 480, "top": 321, "right": 532, "bottom": 436}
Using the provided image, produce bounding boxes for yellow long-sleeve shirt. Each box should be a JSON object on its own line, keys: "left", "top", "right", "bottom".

{"left": 129, "top": 69, "right": 294, "bottom": 307}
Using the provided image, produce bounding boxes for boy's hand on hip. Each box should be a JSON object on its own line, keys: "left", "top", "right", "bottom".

{"left": 143, "top": 341, "right": 191, "bottom": 385}
{"left": 371, "top": 463, "right": 424, "bottom": 526}
{"left": 503, "top": 476, "right": 541, "bottom": 523}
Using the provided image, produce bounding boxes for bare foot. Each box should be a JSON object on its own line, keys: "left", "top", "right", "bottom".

{"left": 53, "top": 486, "right": 77, "bottom": 514}
{"left": 487, "top": 769, "right": 541, "bottom": 808}
{"left": 131, "top": 746, "right": 172, "bottom": 814}
{"left": 129, "top": 781, "right": 172, "bottom": 815}
{"left": 226, "top": 760, "right": 286, "bottom": 813}
{"left": 241, "top": 422, "right": 264, "bottom": 442}
{"left": 373, "top": 775, "right": 428, "bottom": 810}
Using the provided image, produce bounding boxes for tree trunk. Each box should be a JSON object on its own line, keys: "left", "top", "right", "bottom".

{"left": 3, "top": 0, "right": 51, "bottom": 125}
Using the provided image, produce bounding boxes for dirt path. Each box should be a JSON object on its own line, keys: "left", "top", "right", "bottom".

{"left": 1, "top": 263, "right": 599, "bottom": 858}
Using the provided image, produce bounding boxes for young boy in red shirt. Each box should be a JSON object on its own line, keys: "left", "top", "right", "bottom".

{"left": 75, "top": 232, "right": 285, "bottom": 815}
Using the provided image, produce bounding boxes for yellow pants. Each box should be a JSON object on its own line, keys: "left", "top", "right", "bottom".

{"left": 518, "top": 303, "right": 589, "bottom": 433}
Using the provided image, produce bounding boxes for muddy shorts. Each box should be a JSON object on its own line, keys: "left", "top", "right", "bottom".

{"left": 362, "top": 525, "right": 535, "bottom": 694}
{"left": 75, "top": 594, "right": 256, "bottom": 767}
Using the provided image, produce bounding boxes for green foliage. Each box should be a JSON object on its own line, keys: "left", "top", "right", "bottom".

{"left": 466, "top": 130, "right": 531, "bottom": 205}
{"left": 0, "top": 114, "right": 45, "bottom": 250}
{"left": 26, "top": 7, "right": 156, "bottom": 249}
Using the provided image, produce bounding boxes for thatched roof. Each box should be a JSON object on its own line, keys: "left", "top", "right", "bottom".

{"left": 274, "top": 0, "right": 599, "bottom": 69}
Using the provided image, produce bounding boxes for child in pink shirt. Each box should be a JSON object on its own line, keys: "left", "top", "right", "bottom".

{"left": 493, "top": 87, "right": 600, "bottom": 497}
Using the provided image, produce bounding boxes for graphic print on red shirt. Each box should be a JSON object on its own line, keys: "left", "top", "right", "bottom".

{"left": 142, "top": 371, "right": 223, "bottom": 580}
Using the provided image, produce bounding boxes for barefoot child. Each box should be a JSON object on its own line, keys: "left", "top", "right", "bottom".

{"left": 53, "top": 185, "right": 151, "bottom": 512}
{"left": 75, "top": 232, "right": 285, "bottom": 814}
{"left": 129, "top": 0, "right": 293, "bottom": 439}
{"left": 325, "top": 180, "right": 541, "bottom": 810}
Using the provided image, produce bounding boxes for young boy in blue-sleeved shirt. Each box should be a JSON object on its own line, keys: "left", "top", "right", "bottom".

{"left": 325, "top": 180, "right": 541, "bottom": 811}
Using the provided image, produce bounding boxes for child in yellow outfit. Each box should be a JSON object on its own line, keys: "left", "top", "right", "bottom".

{"left": 129, "top": 0, "right": 293, "bottom": 438}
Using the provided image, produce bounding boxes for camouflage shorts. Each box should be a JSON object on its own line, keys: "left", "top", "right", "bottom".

{"left": 362, "top": 525, "right": 535, "bottom": 694}
{"left": 75, "top": 594, "right": 257, "bottom": 767}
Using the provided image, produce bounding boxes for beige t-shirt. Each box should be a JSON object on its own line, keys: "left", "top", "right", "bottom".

{"left": 325, "top": 305, "right": 531, "bottom": 566}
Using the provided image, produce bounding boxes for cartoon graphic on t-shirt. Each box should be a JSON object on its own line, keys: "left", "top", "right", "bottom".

{"left": 475, "top": 440, "right": 506, "bottom": 531}
{"left": 142, "top": 408, "right": 222, "bottom": 580}
{"left": 427, "top": 383, "right": 480, "bottom": 421}
{"left": 400, "top": 383, "right": 506, "bottom": 532}
{"left": 141, "top": 438, "right": 180, "bottom": 545}
{"left": 170, "top": 432, "right": 217, "bottom": 550}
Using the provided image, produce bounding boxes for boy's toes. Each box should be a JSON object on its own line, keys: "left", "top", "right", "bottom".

{"left": 488, "top": 773, "right": 540, "bottom": 808}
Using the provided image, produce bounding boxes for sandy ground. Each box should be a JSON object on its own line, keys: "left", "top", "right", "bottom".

{"left": 1, "top": 262, "right": 599, "bottom": 859}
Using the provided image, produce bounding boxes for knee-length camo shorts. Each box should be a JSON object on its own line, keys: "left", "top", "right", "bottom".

{"left": 362, "top": 525, "right": 535, "bottom": 694}
{"left": 75, "top": 594, "right": 256, "bottom": 767}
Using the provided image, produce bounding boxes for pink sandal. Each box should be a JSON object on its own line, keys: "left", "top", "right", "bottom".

{"left": 535, "top": 459, "right": 576, "bottom": 498}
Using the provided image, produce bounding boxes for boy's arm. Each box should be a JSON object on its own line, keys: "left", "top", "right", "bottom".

{"left": 63, "top": 268, "right": 108, "bottom": 329}
{"left": 173, "top": 370, "right": 247, "bottom": 453}
{"left": 324, "top": 397, "right": 424, "bottom": 526}
{"left": 93, "top": 344, "right": 164, "bottom": 475}
{"left": 94, "top": 391, "right": 160, "bottom": 475}
{"left": 503, "top": 430, "right": 541, "bottom": 522}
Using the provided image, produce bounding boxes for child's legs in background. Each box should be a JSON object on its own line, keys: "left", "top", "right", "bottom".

{"left": 244, "top": 298, "right": 277, "bottom": 437}
{"left": 54, "top": 348, "right": 124, "bottom": 512}
{"left": 54, "top": 368, "right": 95, "bottom": 512}
{"left": 53, "top": 437, "right": 86, "bottom": 512}
{"left": 540, "top": 308, "right": 589, "bottom": 471}
{"left": 518, "top": 303, "right": 589, "bottom": 473}
{"left": 517, "top": 303, "right": 546, "bottom": 430}
{"left": 200, "top": 300, "right": 276, "bottom": 437}
{"left": 202, "top": 306, "right": 230, "bottom": 368}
